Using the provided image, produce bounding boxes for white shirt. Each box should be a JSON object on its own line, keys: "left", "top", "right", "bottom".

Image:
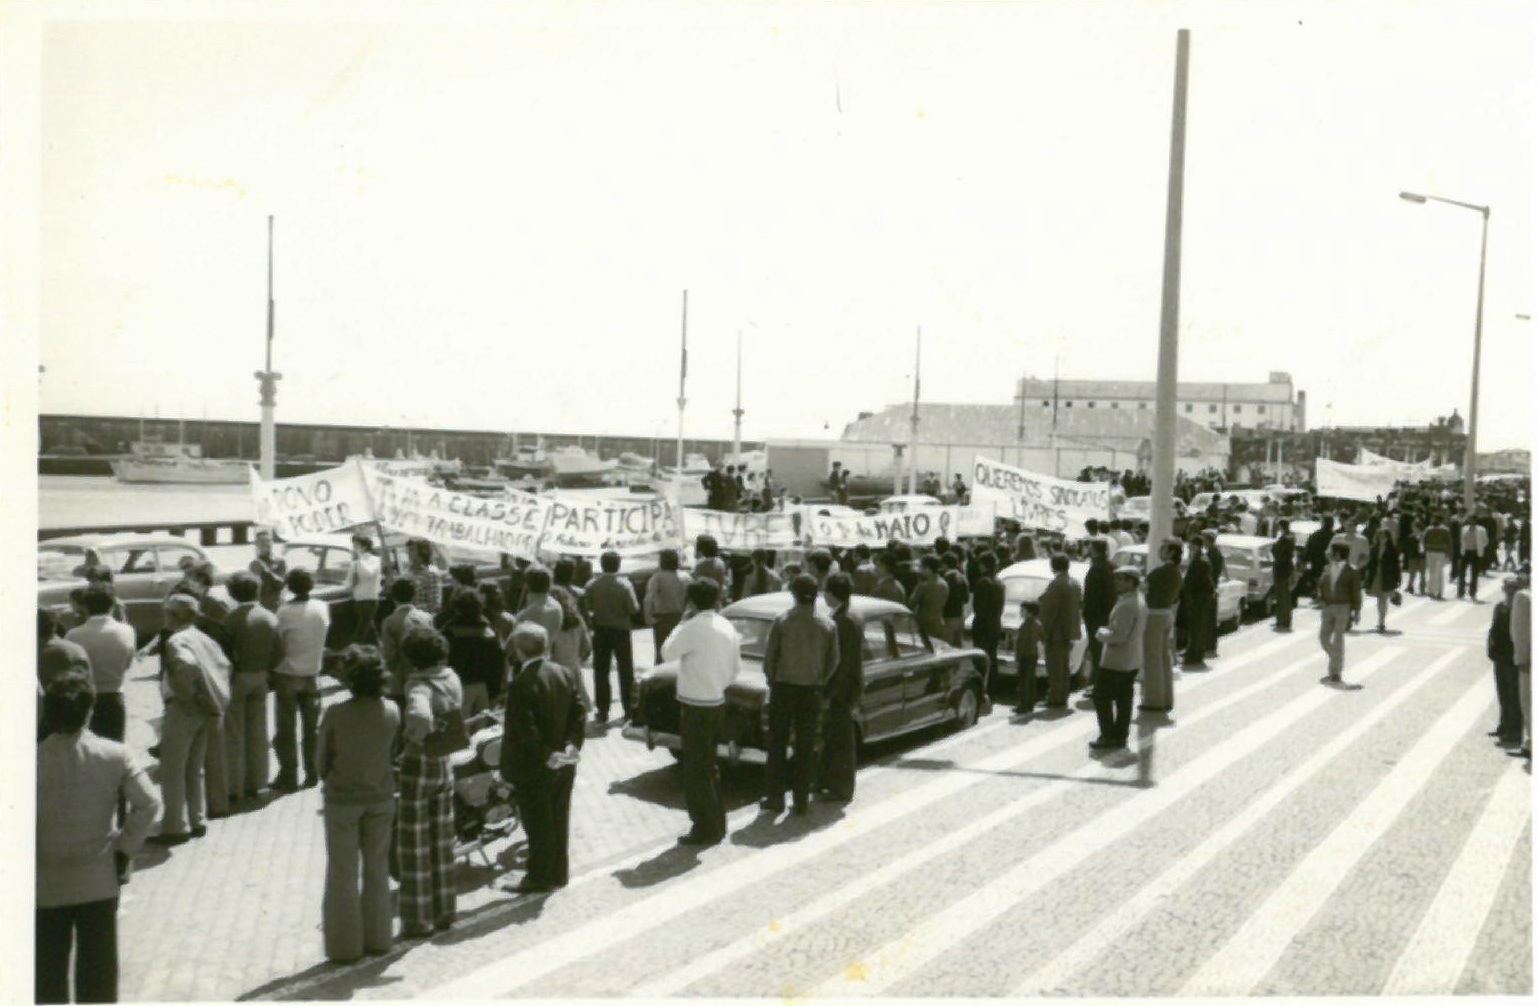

{"left": 275, "top": 598, "right": 331, "bottom": 677}
{"left": 348, "top": 553, "right": 383, "bottom": 601}
{"left": 661, "top": 610, "right": 742, "bottom": 706}
{"left": 65, "top": 614, "right": 137, "bottom": 693}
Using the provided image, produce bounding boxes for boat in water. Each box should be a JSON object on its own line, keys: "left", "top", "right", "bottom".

{"left": 548, "top": 445, "right": 619, "bottom": 478}
{"left": 111, "top": 441, "right": 254, "bottom": 485}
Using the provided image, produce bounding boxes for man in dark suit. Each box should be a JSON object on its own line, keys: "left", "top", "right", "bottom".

{"left": 1272, "top": 519, "right": 1296, "bottom": 632}
{"left": 1300, "top": 515, "right": 1335, "bottom": 603}
{"left": 818, "top": 574, "right": 864, "bottom": 803}
{"left": 969, "top": 554, "right": 1005, "bottom": 696}
{"left": 500, "top": 623, "right": 586, "bottom": 894}
{"left": 1037, "top": 553, "right": 1083, "bottom": 708}
{"left": 1316, "top": 542, "right": 1363, "bottom": 685}
{"left": 1180, "top": 540, "right": 1215, "bottom": 670}
{"left": 1081, "top": 540, "right": 1115, "bottom": 692}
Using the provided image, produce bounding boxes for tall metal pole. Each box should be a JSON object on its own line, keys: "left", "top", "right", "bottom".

{"left": 732, "top": 327, "right": 744, "bottom": 464}
{"left": 1463, "top": 209, "right": 1488, "bottom": 512}
{"left": 1148, "top": 29, "right": 1190, "bottom": 550}
{"left": 254, "top": 215, "right": 281, "bottom": 479}
{"left": 676, "top": 290, "right": 688, "bottom": 471}
{"left": 908, "top": 326, "right": 921, "bottom": 495}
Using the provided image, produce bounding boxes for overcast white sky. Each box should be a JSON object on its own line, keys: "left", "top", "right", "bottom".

{"left": 12, "top": 0, "right": 1538, "bottom": 448}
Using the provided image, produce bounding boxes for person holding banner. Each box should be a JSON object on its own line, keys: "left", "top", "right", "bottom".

{"left": 346, "top": 535, "right": 383, "bottom": 645}
{"left": 249, "top": 531, "right": 288, "bottom": 613}
{"left": 1038, "top": 555, "right": 1083, "bottom": 709}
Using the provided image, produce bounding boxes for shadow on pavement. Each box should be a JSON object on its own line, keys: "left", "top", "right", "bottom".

{"left": 613, "top": 842, "right": 704, "bottom": 888}
{"left": 729, "top": 803, "right": 845, "bottom": 849}
{"left": 607, "top": 764, "right": 763, "bottom": 815}
{"left": 239, "top": 951, "right": 407, "bottom": 1002}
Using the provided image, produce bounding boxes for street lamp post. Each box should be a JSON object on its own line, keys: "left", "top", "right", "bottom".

{"left": 1398, "top": 190, "right": 1489, "bottom": 512}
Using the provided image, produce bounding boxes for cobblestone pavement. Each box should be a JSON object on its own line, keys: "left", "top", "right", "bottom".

{"left": 105, "top": 589, "right": 1529, "bottom": 999}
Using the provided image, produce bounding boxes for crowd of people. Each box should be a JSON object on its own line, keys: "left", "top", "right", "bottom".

{"left": 34, "top": 468, "right": 1533, "bottom": 1002}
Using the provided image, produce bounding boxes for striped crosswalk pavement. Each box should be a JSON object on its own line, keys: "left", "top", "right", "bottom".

{"left": 383, "top": 591, "right": 1527, "bottom": 999}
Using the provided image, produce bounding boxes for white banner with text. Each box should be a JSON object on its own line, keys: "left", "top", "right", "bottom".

{"left": 251, "top": 459, "right": 377, "bottom": 538}
{"left": 969, "top": 455, "right": 1111, "bottom": 538}
{"left": 1314, "top": 459, "right": 1402, "bottom": 502}
{"left": 361, "top": 467, "right": 550, "bottom": 559}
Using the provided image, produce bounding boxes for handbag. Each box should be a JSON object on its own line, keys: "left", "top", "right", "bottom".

{"left": 410, "top": 675, "right": 471, "bottom": 756}
{"left": 1390, "top": 590, "right": 1403, "bottom": 607}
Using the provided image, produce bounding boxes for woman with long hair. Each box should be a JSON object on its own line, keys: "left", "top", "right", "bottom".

{"left": 316, "top": 646, "right": 399, "bottom": 962}
{"left": 549, "top": 585, "right": 595, "bottom": 714}
{"left": 1363, "top": 527, "right": 1402, "bottom": 633}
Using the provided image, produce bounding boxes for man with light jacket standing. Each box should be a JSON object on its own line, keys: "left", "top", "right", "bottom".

{"left": 661, "top": 578, "right": 741, "bottom": 845}
{"left": 760, "top": 574, "right": 838, "bottom": 817}
{"left": 1091, "top": 566, "right": 1148, "bottom": 752}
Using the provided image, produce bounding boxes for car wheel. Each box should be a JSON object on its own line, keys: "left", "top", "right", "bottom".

{"left": 1221, "top": 612, "right": 1241, "bottom": 634}
{"left": 954, "top": 686, "right": 980, "bottom": 731}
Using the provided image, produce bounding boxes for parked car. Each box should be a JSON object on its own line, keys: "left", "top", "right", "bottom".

{"left": 38, "top": 533, "right": 220, "bottom": 644}
{"left": 624, "top": 592, "right": 987, "bottom": 765}
{"left": 966, "top": 558, "right": 1091, "bottom": 699}
{"left": 282, "top": 533, "right": 508, "bottom": 646}
{"left": 1110, "top": 543, "right": 1248, "bottom": 632}
{"left": 1213, "top": 533, "right": 1277, "bottom": 615}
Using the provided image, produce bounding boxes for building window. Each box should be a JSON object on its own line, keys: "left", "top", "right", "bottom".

{"left": 1184, "top": 404, "right": 1193, "bottom": 413}
{"left": 1064, "top": 401, "right": 1073, "bottom": 408}
{"left": 1042, "top": 400, "right": 1051, "bottom": 407}
{"left": 1087, "top": 402, "right": 1096, "bottom": 409}
{"left": 1208, "top": 404, "right": 1217, "bottom": 414}
{"left": 1139, "top": 402, "right": 1148, "bottom": 410}
{"left": 1111, "top": 402, "right": 1119, "bottom": 409}
{"left": 1233, "top": 404, "right": 1242, "bottom": 414}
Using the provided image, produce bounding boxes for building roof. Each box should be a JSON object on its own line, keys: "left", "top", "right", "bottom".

{"left": 841, "top": 403, "right": 1227, "bottom": 455}
{"left": 1016, "top": 377, "right": 1295, "bottom": 404}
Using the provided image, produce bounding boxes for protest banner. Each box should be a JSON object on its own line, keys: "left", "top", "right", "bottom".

{"left": 361, "top": 467, "right": 550, "bottom": 559}
{"left": 251, "top": 459, "right": 375, "bottom": 538}
{"left": 680, "top": 507, "right": 800, "bottom": 551}
{"left": 1314, "top": 459, "right": 1401, "bottom": 502}
{"left": 540, "top": 493, "right": 679, "bottom": 557}
{"left": 1355, "top": 448, "right": 1459, "bottom": 482}
{"left": 800, "top": 505, "right": 989, "bottom": 548}
{"left": 969, "top": 455, "right": 1111, "bottom": 538}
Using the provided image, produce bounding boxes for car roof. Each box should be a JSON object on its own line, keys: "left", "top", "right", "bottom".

{"left": 40, "top": 533, "right": 205, "bottom": 550}
{"left": 722, "top": 591, "right": 912, "bottom": 619}
{"left": 1215, "top": 533, "right": 1273, "bottom": 548}
{"left": 999, "top": 558, "right": 1090, "bottom": 578}
{"left": 879, "top": 494, "right": 943, "bottom": 506}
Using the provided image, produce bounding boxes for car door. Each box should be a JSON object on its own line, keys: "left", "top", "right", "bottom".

{"left": 107, "top": 545, "right": 172, "bottom": 641}
{"left": 856, "top": 617, "right": 905, "bottom": 742}
{"left": 891, "top": 612, "right": 951, "bottom": 730}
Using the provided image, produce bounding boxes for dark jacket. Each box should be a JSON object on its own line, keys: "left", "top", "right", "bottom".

{"left": 1038, "top": 574, "right": 1083, "bottom": 643}
{"left": 1082, "top": 559, "right": 1115, "bottom": 631}
{"left": 1363, "top": 542, "right": 1402, "bottom": 594}
{"left": 1305, "top": 527, "right": 1334, "bottom": 569}
{"left": 941, "top": 569, "right": 970, "bottom": 619}
{"left": 1489, "top": 600, "right": 1515, "bottom": 663}
{"left": 1180, "top": 555, "right": 1214, "bottom": 605}
{"left": 445, "top": 619, "right": 505, "bottom": 698}
{"left": 827, "top": 604, "right": 865, "bottom": 708}
{"left": 1145, "top": 561, "right": 1182, "bottom": 610}
{"left": 501, "top": 657, "right": 585, "bottom": 786}
{"left": 970, "top": 576, "right": 1005, "bottom": 641}
{"left": 1316, "top": 563, "right": 1363, "bottom": 610}
{"left": 1271, "top": 534, "right": 1295, "bottom": 578}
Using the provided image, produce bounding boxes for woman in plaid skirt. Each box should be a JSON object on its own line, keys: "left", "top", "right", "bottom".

{"left": 397, "top": 626, "right": 468, "bottom": 938}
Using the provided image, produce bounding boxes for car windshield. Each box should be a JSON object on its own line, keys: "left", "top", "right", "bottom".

{"left": 283, "top": 544, "right": 350, "bottom": 586}
{"left": 726, "top": 616, "right": 773, "bottom": 659}
{"left": 38, "top": 545, "right": 86, "bottom": 581}
{"left": 1219, "top": 546, "right": 1272, "bottom": 570}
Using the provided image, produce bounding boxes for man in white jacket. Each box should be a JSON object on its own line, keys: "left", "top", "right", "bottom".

{"left": 662, "top": 578, "right": 742, "bottom": 845}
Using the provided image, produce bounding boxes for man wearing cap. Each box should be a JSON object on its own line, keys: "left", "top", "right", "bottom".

{"left": 1091, "top": 567, "right": 1147, "bottom": 751}
{"left": 1510, "top": 576, "right": 1531, "bottom": 760}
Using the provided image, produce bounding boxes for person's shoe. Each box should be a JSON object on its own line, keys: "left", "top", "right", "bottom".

{"left": 1088, "top": 737, "right": 1118, "bottom": 751}
{"left": 592, "top": 711, "right": 610, "bottom": 724}
{"left": 678, "top": 831, "right": 724, "bottom": 847}
{"left": 502, "top": 878, "right": 555, "bottom": 895}
{"left": 791, "top": 802, "right": 810, "bottom": 817}
{"left": 148, "top": 832, "right": 191, "bottom": 847}
{"left": 147, "top": 744, "right": 162, "bottom": 759}
{"left": 1487, "top": 729, "right": 1505, "bottom": 737}
{"left": 1509, "top": 747, "right": 1532, "bottom": 759}
{"left": 758, "top": 798, "right": 785, "bottom": 814}
{"left": 272, "top": 778, "right": 300, "bottom": 793}
{"left": 399, "top": 926, "right": 434, "bottom": 939}
{"left": 817, "top": 791, "right": 852, "bottom": 803}
{"left": 190, "top": 824, "right": 208, "bottom": 838}
{"left": 302, "top": 776, "right": 319, "bottom": 789}
{"left": 1181, "top": 662, "right": 1208, "bottom": 671}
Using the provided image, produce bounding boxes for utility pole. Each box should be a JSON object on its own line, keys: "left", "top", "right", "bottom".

{"left": 908, "top": 327, "right": 921, "bottom": 495}
{"left": 732, "top": 328, "right": 744, "bottom": 465}
{"left": 253, "top": 215, "right": 281, "bottom": 480}
{"left": 676, "top": 290, "right": 688, "bottom": 472}
{"left": 1148, "top": 29, "right": 1190, "bottom": 551}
